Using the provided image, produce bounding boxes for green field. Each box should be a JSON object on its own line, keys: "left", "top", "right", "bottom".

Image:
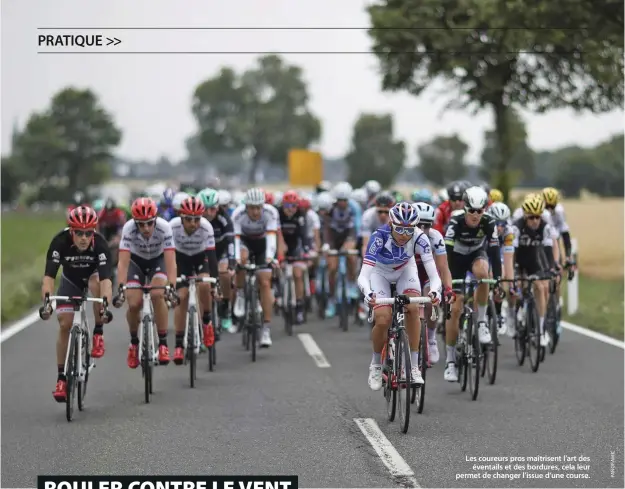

{"left": 1, "top": 211, "right": 66, "bottom": 324}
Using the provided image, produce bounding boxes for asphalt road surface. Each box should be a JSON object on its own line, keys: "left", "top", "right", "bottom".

{"left": 2, "top": 309, "right": 623, "bottom": 488}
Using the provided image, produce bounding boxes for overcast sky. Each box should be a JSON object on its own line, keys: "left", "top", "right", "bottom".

{"left": 2, "top": 0, "right": 623, "bottom": 166}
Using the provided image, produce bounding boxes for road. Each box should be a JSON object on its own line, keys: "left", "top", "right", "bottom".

{"left": 2, "top": 310, "right": 623, "bottom": 488}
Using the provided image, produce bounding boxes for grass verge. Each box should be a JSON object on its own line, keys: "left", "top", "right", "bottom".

{"left": 563, "top": 274, "right": 624, "bottom": 341}
{"left": 1, "top": 211, "right": 65, "bottom": 325}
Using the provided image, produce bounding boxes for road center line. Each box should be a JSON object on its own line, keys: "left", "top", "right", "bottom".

{"left": 354, "top": 418, "right": 420, "bottom": 488}
{"left": 297, "top": 333, "right": 331, "bottom": 368}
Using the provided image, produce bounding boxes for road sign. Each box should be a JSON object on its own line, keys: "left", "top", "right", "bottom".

{"left": 288, "top": 149, "right": 322, "bottom": 186}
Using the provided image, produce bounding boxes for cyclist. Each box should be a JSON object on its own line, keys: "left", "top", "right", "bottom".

{"left": 358, "top": 203, "right": 442, "bottom": 390}
{"left": 40, "top": 206, "right": 113, "bottom": 402}
{"left": 197, "top": 188, "right": 236, "bottom": 333}
{"left": 115, "top": 197, "right": 179, "bottom": 368}
{"left": 158, "top": 188, "right": 177, "bottom": 221}
{"left": 411, "top": 188, "right": 434, "bottom": 205}
{"left": 170, "top": 196, "right": 219, "bottom": 364}
{"left": 442, "top": 186, "right": 502, "bottom": 382}
{"left": 490, "top": 188, "right": 504, "bottom": 204}
{"left": 433, "top": 181, "right": 468, "bottom": 235}
{"left": 232, "top": 188, "right": 279, "bottom": 347}
{"left": 509, "top": 194, "right": 559, "bottom": 347}
{"left": 360, "top": 192, "right": 395, "bottom": 256}
{"left": 413, "top": 202, "right": 454, "bottom": 364}
{"left": 218, "top": 189, "right": 235, "bottom": 217}
{"left": 171, "top": 192, "right": 190, "bottom": 218}
{"left": 300, "top": 196, "right": 321, "bottom": 298}
{"left": 97, "top": 198, "right": 127, "bottom": 266}
{"left": 363, "top": 180, "right": 382, "bottom": 208}
{"left": 321, "top": 182, "right": 361, "bottom": 318}
{"left": 351, "top": 188, "right": 369, "bottom": 211}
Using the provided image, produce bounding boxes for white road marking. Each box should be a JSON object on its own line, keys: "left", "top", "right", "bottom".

{"left": 561, "top": 321, "right": 624, "bottom": 349}
{"left": 297, "top": 333, "right": 331, "bottom": 368}
{"left": 354, "top": 418, "right": 420, "bottom": 488}
{"left": 0, "top": 304, "right": 54, "bottom": 343}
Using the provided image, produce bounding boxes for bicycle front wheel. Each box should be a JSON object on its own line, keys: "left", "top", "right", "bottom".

{"left": 486, "top": 299, "right": 498, "bottom": 385}
{"left": 396, "top": 329, "right": 411, "bottom": 434}
{"left": 142, "top": 316, "right": 152, "bottom": 403}
{"left": 546, "top": 292, "right": 558, "bottom": 354}
{"left": 383, "top": 339, "right": 397, "bottom": 422}
{"left": 527, "top": 299, "right": 541, "bottom": 373}
{"left": 415, "top": 320, "right": 428, "bottom": 413}
{"left": 188, "top": 308, "right": 197, "bottom": 387}
{"left": 66, "top": 328, "right": 79, "bottom": 422}
{"left": 78, "top": 329, "right": 90, "bottom": 411}
{"left": 469, "top": 318, "right": 480, "bottom": 400}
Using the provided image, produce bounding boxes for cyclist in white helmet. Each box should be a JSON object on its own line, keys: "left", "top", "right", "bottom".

{"left": 351, "top": 188, "right": 368, "bottom": 211}
{"left": 231, "top": 187, "right": 280, "bottom": 347}
{"left": 172, "top": 192, "right": 190, "bottom": 216}
{"left": 218, "top": 189, "right": 233, "bottom": 217}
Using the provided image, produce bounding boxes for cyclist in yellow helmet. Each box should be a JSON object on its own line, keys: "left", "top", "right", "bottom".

{"left": 489, "top": 188, "right": 504, "bottom": 203}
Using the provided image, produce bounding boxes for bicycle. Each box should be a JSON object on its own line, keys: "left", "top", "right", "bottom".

{"left": 480, "top": 286, "right": 505, "bottom": 385}
{"left": 236, "top": 257, "right": 269, "bottom": 362}
{"left": 327, "top": 249, "right": 360, "bottom": 331}
{"left": 176, "top": 275, "right": 217, "bottom": 387}
{"left": 40, "top": 292, "right": 111, "bottom": 422}
{"left": 369, "top": 294, "right": 435, "bottom": 434}
{"left": 410, "top": 295, "right": 439, "bottom": 413}
{"left": 316, "top": 254, "right": 328, "bottom": 320}
{"left": 545, "top": 263, "right": 575, "bottom": 354}
{"left": 113, "top": 281, "right": 176, "bottom": 403}
{"left": 451, "top": 277, "right": 498, "bottom": 401}
{"left": 280, "top": 256, "right": 308, "bottom": 336}
{"left": 508, "top": 271, "right": 555, "bottom": 372}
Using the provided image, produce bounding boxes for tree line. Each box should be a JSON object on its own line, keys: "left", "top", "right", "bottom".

{"left": 2, "top": 0, "right": 622, "bottom": 203}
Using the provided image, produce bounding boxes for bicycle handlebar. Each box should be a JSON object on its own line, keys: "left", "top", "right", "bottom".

{"left": 327, "top": 249, "right": 360, "bottom": 256}
{"left": 176, "top": 275, "right": 217, "bottom": 284}
{"left": 47, "top": 295, "right": 106, "bottom": 304}
{"left": 370, "top": 294, "right": 438, "bottom": 321}
{"left": 451, "top": 278, "right": 499, "bottom": 286}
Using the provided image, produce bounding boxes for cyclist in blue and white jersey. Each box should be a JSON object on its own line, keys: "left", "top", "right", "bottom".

{"left": 158, "top": 188, "right": 178, "bottom": 222}
{"left": 320, "top": 182, "right": 362, "bottom": 318}
{"left": 358, "top": 203, "right": 442, "bottom": 390}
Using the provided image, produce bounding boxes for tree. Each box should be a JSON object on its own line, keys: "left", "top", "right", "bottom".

{"left": 1, "top": 157, "right": 20, "bottom": 203}
{"left": 191, "top": 55, "right": 322, "bottom": 183}
{"left": 345, "top": 113, "right": 405, "bottom": 187}
{"left": 10, "top": 87, "right": 121, "bottom": 200}
{"left": 417, "top": 134, "right": 468, "bottom": 185}
{"left": 480, "top": 107, "right": 534, "bottom": 186}
{"left": 367, "top": 0, "right": 623, "bottom": 201}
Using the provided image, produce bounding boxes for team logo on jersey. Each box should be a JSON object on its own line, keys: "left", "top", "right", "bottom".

{"left": 417, "top": 235, "right": 431, "bottom": 254}
{"left": 369, "top": 235, "right": 383, "bottom": 254}
{"left": 434, "top": 240, "right": 444, "bottom": 250}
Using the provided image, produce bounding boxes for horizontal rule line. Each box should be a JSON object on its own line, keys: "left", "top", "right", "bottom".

{"left": 36, "top": 26, "right": 591, "bottom": 31}
{"left": 37, "top": 50, "right": 588, "bottom": 55}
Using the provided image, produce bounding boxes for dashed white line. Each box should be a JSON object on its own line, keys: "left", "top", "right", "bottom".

{"left": 297, "top": 333, "right": 331, "bottom": 368}
{"left": 354, "top": 417, "right": 420, "bottom": 488}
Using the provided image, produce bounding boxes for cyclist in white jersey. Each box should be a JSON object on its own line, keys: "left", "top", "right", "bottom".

{"left": 358, "top": 203, "right": 442, "bottom": 391}
{"left": 360, "top": 192, "right": 395, "bottom": 255}
{"left": 115, "top": 197, "right": 178, "bottom": 368}
{"left": 232, "top": 188, "right": 279, "bottom": 347}
{"left": 170, "top": 196, "right": 219, "bottom": 365}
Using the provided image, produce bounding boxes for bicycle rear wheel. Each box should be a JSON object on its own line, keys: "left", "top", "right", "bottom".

{"left": 469, "top": 318, "right": 480, "bottom": 400}
{"left": 415, "top": 320, "right": 427, "bottom": 413}
{"left": 250, "top": 290, "right": 258, "bottom": 362}
{"left": 514, "top": 304, "right": 526, "bottom": 366}
{"left": 66, "top": 328, "right": 79, "bottom": 422}
{"left": 188, "top": 308, "right": 197, "bottom": 387}
{"left": 396, "top": 329, "right": 411, "bottom": 433}
{"left": 317, "top": 267, "right": 327, "bottom": 319}
{"left": 340, "top": 274, "right": 348, "bottom": 331}
{"left": 546, "top": 291, "right": 558, "bottom": 354}
{"left": 284, "top": 278, "right": 293, "bottom": 336}
{"left": 78, "top": 329, "right": 90, "bottom": 411}
{"left": 142, "top": 316, "right": 152, "bottom": 403}
{"left": 486, "top": 299, "right": 498, "bottom": 385}
{"left": 527, "top": 299, "right": 541, "bottom": 373}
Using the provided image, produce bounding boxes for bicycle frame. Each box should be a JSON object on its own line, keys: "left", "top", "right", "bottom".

{"left": 177, "top": 275, "right": 217, "bottom": 354}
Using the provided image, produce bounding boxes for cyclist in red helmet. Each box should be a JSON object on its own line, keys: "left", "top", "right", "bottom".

{"left": 39, "top": 205, "right": 114, "bottom": 402}
{"left": 170, "top": 196, "right": 220, "bottom": 365}
{"left": 114, "top": 197, "right": 179, "bottom": 368}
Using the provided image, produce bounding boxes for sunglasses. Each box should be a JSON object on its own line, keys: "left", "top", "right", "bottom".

{"left": 136, "top": 220, "right": 156, "bottom": 228}
{"left": 392, "top": 225, "right": 416, "bottom": 236}
{"left": 466, "top": 208, "right": 485, "bottom": 214}
{"left": 72, "top": 230, "right": 94, "bottom": 238}
{"left": 526, "top": 215, "right": 542, "bottom": 221}
{"left": 377, "top": 209, "right": 389, "bottom": 215}
{"left": 283, "top": 203, "right": 298, "bottom": 209}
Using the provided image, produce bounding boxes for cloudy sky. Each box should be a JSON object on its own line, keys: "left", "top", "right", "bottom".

{"left": 2, "top": 0, "right": 623, "bottom": 166}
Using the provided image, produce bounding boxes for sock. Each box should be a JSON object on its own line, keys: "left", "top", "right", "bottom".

{"left": 158, "top": 332, "right": 168, "bottom": 346}
{"left": 539, "top": 317, "right": 545, "bottom": 335}
{"left": 428, "top": 327, "right": 436, "bottom": 342}
{"left": 175, "top": 333, "right": 184, "bottom": 348}
{"left": 372, "top": 352, "right": 381, "bottom": 364}
{"left": 94, "top": 322, "right": 103, "bottom": 335}
{"left": 446, "top": 345, "right": 456, "bottom": 363}
{"left": 477, "top": 304, "right": 487, "bottom": 323}
{"left": 202, "top": 311, "right": 211, "bottom": 325}
{"left": 411, "top": 350, "right": 419, "bottom": 366}
{"left": 130, "top": 333, "right": 139, "bottom": 345}
{"left": 57, "top": 365, "right": 65, "bottom": 381}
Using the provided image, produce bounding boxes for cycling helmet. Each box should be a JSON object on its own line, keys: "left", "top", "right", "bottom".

{"left": 363, "top": 180, "right": 381, "bottom": 197}
{"left": 104, "top": 197, "right": 116, "bottom": 210}
{"left": 411, "top": 188, "right": 433, "bottom": 204}
{"left": 352, "top": 188, "right": 368, "bottom": 206}
{"left": 92, "top": 199, "right": 105, "bottom": 212}
{"left": 522, "top": 193, "right": 545, "bottom": 215}
{"left": 413, "top": 202, "right": 435, "bottom": 224}
{"left": 162, "top": 188, "right": 175, "bottom": 206}
{"left": 198, "top": 188, "right": 220, "bottom": 208}
{"left": 463, "top": 186, "right": 489, "bottom": 210}
{"left": 265, "top": 191, "right": 275, "bottom": 205}
{"left": 542, "top": 187, "right": 560, "bottom": 206}
{"left": 68, "top": 206, "right": 98, "bottom": 229}
{"left": 446, "top": 181, "right": 464, "bottom": 201}
{"left": 317, "top": 191, "right": 335, "bottom": 210}
{"left": 488, "top": 202, "right": 511, "bottom": 221}
{"left": 172, "top": 192, "right": 190, "bottom": 211}
{"left": 332, "top": 182, "right": 353, "bottom": 200}
{"left": 489, "top": 188, "right": 504, "bottom": 203}
{"left": 299, "top": 198, "right": 311, "bottom": 211}
{"left": 282, "top": 190, "right": 300, "bottom": 205}
{"left": 273, "top": 191, "right": 284, "bottom": 207}
{"left": 315, "top": 180, "right": 332, "bottom": 194}
{"left": 374, "top": 191, "right": 395, "bottom": 208}
{"left": 389, "top": 202, "right": 420, "bottom": 227}
{"left": 179, "top": 196, "right": 205, "bottom": 216}
{"left": 131, "top": 197, "right": 158, "bottom": 221}
{"left": 218, "top": 189, "right": 232, "bottom": 207}
{"left": 244, "top": 188, "right": 265, "bottom": 206}
{"left": 438, "top": 188, "right": 449, "bottom": 202}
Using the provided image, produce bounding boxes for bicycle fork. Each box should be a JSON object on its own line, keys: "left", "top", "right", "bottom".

{"left": 138, "top": 294, "right": 157, "bottom": 366}
{"left": 183, "top": 282, "right": 202, "bottom": 355}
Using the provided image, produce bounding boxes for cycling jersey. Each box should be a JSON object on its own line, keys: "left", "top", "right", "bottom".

{"left": 511, "top": 217, "right": 556, "bottom": 275}
{"left": 433, "top": 201, "right": 453, "bottom": 235}
{"left": 119, "top": 218, "right": 174, "bottom": 261}
{"left": 444, "top": 211, "right": 502, "bottom": 280}
{"left": 415, "top": 228, "right": 446, "bottom": 289}
{"left": 278, "top": 207, "right": 308, "bottom": 256}
{"left": 207, "top": 209, "right": 235, "bottom": 265}
{"left": 232, "top": 203, "right": 279, "bottom": 262}
{"left": 170, "top": 216, "right": 218, "bottom": 278}
{"left": 158, "top": 205, "right": 177, "bottom": 222}
{"left": 322, "top": 199, "right": 361, "bottom": 249}
{"left": 357, "top": 225, "right": 442, "bottom": 298}
{"left": 304, "top": 209, "right": 321, "bottom": 245}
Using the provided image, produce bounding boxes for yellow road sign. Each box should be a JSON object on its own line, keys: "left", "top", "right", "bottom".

{"left": 288, "top": 149, "right": 323, "bottom": 186}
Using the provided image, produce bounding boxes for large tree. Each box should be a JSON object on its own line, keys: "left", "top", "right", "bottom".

{"left": 417, "top": 134, "right": 468, "bottom": 185}
{"left": 367, "top": 0, "right": 623, "bottom": 200}
{"left": 192, "top": 55, "right": 321, "bottom": 183}
{"left": 345, "top": 113, "right": 405, "bottom": 187}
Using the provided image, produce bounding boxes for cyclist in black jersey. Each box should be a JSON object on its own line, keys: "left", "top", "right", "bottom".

{"left": 40, "top": 206, "right": 113, "bottom": 403}
{"left": 278, "top": 190, "right": 310, "bottom": 324}
{"left": 509, "top": 193, "right": 558, "bottom": 347}
{"left": 442, "top": 186, "right": 502, "bottom": 382}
